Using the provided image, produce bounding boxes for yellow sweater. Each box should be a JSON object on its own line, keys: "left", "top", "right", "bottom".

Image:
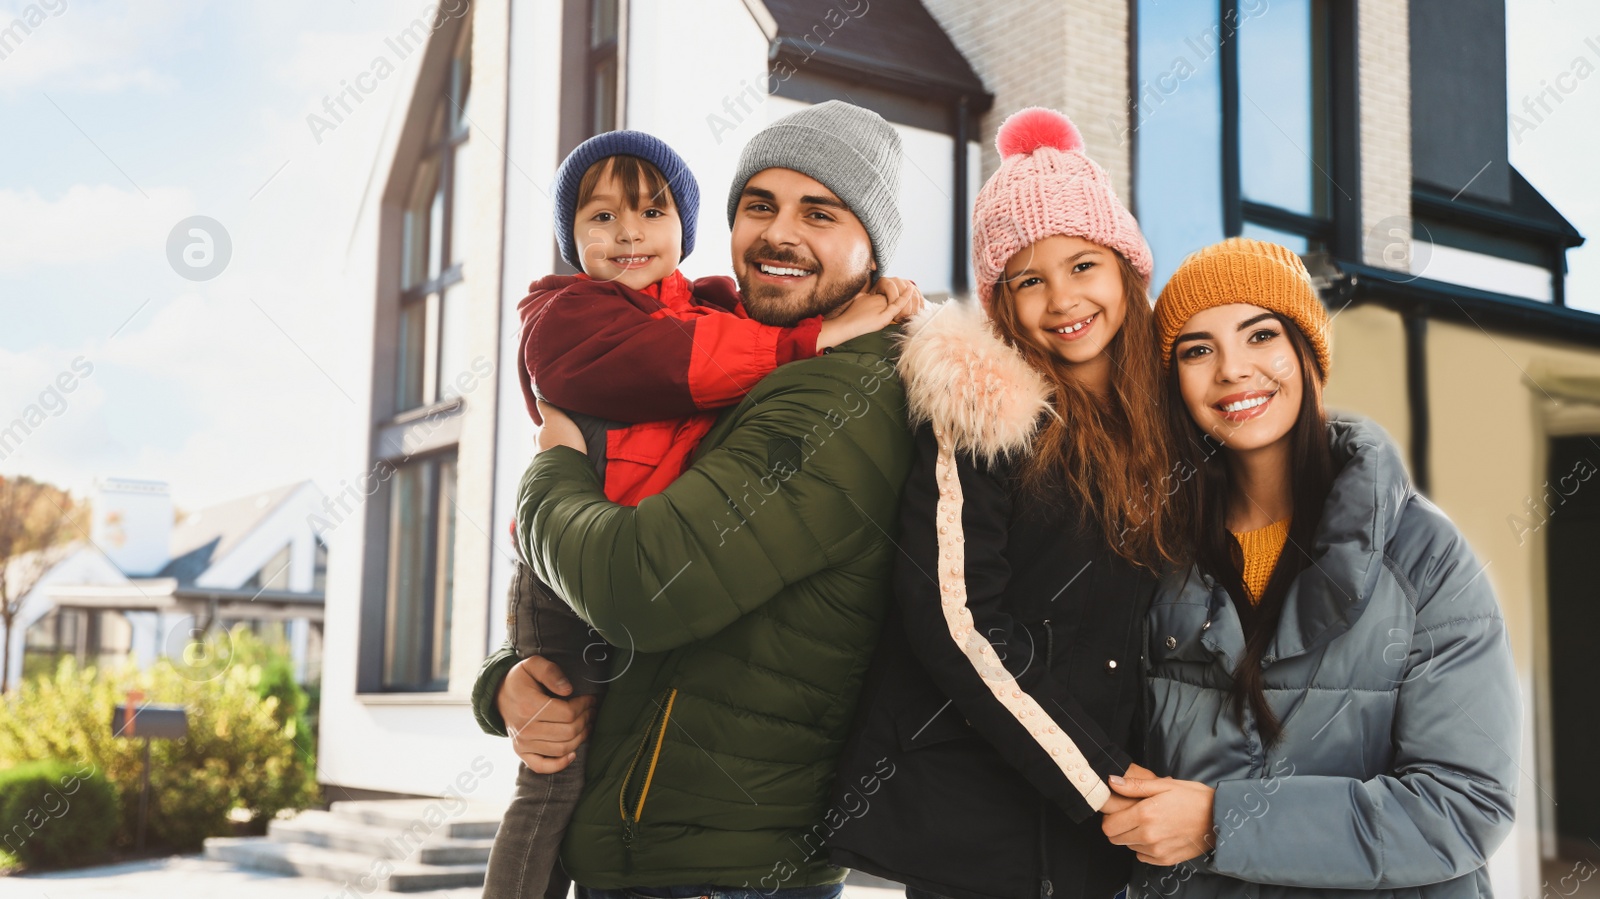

{"left": 1232, "top": 518, "right": 1291, "bottom": 605}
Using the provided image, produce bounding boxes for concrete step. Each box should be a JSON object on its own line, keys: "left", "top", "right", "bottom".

{"left": 204, "top": 837, "right": 487, "bottom": 892}
{"left": 269, "top": 809, "right": 495, "bottom": 864}
{"left": 326, "top": 799, "right": 505, "bottom": 840}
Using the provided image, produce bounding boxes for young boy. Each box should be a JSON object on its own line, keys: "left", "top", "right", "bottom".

{"left": 480, "top": 130, "right": 918, "bottom": 899}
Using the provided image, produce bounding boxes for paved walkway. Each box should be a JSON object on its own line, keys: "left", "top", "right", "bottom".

{"left": 2, "top": 855, "right": 906, "bottom": 899}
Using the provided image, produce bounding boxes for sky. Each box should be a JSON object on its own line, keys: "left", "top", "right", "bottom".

{"left": 1506, "top": 0, "right": 1600, "bottom": 308}
{"left": 0, "top": 0, "right": 435, "bottom": 511}
{"left": 0, "top": 0, "right": 1597, "bottom": 512}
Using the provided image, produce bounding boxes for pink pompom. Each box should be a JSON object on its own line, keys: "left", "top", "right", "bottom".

{"left": 995, "top": 107, "right": 1083, "bottom": 158}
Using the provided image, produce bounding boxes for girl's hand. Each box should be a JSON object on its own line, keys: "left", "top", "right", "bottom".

{"left": 816, "top": 278, "right": 926, "bottom": 352}
{"left": 1100, "top": 762, "right": 1159, "bottom": 814}
{"left": 1101, "top": 775, "right": 1217, "bottom": 866}
{"left": 535, "top": 401, "right": 587, "bottom": 455}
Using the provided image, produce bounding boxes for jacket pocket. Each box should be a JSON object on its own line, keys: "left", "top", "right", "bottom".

{"left": 619, "top": 688, "right": 678, "bottom": 845}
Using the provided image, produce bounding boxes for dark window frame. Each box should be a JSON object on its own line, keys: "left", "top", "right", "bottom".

{"left": 1225, "top": 0, "right": 1360, "bottom": 257}
{"left": 1133, "top": 0, "right": 1361, "bottom": 260}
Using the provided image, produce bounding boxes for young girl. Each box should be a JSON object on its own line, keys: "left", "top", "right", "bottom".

{"left": 829, "top": 108, "right": 1179, "bottom": 899}
{"left": 479, "top": 130, "right": 914, "bottom": 899}
{"left": 1104, "top": 238, "right": 1519, "bottom": 898}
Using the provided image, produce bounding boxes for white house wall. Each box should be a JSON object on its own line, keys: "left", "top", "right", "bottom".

{"left": 316, "top": 701, "right": 516, "bottom": 800}
{"left": 320, "top": 0, "right": 525, "bottom": 802}
{"left": 487, "top": 0, "right": 567, "bottom": 656}
{"left": 315, "top": 8, "right": 452, "bottom": 797}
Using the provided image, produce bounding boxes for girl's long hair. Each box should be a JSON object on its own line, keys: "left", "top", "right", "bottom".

{"left": 986, "top": 251, "right": 1181, "bottom": 571}
{"left": 1162, "top": 316, "right": 1334, "bottom": 747}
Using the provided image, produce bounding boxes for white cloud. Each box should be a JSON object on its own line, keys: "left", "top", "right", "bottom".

{"left": 0, "top": 0, "right": 453, "bottom": 510}
{"left": 0, "top": 0, "right": 189, "bottom": 95}
{"left": 0, "top": 183, "right": 193, "bottom": 271}
{"left": 0, "top": 289, "right": 359, "bottom": 510}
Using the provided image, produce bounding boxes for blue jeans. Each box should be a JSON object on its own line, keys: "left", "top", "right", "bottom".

{"left": 579, "top": 884, "right": 843, "bottom": 899}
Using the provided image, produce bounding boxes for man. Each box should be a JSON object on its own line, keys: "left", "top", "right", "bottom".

{"left": 472, "top": 100, "right": 915, "bottom": 896}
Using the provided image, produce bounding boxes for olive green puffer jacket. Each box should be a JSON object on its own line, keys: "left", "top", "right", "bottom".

{"left": 472, "top": 327, "right": 913, "bottom": 889}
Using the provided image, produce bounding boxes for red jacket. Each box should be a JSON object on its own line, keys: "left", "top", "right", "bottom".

{"left": 518, "top": 270, "right": 823, "bottom": 506}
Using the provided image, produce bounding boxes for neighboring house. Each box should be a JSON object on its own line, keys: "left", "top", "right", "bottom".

{"left": 317, "top": 1, "right": 1593, "bottom": 895}
{"left": 14, "top": 478, "right": 328, "bottom": 686}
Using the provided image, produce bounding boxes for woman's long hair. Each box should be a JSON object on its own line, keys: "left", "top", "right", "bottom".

{"left": 987, "top": 251, "right": 1180, "bottom": 571}
{"left": 1162, "top": 316, "right": 1334, "bottom": 746}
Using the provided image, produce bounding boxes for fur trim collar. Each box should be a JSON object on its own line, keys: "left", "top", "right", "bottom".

{"left": 896, "top": 299, "right": 1052, "bottom": 465}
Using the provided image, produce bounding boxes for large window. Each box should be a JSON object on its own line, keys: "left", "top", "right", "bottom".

{"left": 397, "top": 20, "right": 474, "bottom": 413}
{"left": 369, "top": 10, "right": 472, "bottom": 694}
{"left": 1135, "top": 0, "right": 1355, "bottom": 288}
{"left": 382, "top": 454, "right": 458, "bottom": 691}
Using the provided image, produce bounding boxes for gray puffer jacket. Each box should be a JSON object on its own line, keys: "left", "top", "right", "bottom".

{"left": 1134, "top": 415, "right": 1519, "bottom": 898}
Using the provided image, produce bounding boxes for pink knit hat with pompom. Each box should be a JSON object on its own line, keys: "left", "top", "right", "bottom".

{"left": 971, "top": 107, "right": 1152, "bottom": 307}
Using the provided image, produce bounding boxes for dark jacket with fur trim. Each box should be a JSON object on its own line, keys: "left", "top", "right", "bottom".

{"left": 829, "top": 300, "right": 1156, "bottom": 899}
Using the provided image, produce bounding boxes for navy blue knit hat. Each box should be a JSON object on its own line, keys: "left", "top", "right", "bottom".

{"left": 553, "top": 130, "right": 699, "bottom": 270}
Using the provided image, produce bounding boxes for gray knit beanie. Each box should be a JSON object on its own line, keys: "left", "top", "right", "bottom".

{"left": 726, "top": 100, "right": 904, "bottom": 275}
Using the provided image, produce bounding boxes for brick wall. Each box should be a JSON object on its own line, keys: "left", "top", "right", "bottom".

{"left": 1358, "top": 0, "right": 1413, "bottom": 271}
{"left": 921, "top": 0, "right": 1132, "bottom": 200}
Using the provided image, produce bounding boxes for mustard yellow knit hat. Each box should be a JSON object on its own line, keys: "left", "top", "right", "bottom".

{"left": 1154, "top": 237, "right": 1331, "bottom": 379}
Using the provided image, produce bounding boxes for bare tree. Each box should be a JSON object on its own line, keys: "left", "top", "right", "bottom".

{"left": 0, "top": 476, "right": 84, "bottom": 692}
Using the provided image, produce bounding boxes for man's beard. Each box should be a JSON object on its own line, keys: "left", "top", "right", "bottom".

{"left": 736, "top": 244, "right": 872, "bottom": 328}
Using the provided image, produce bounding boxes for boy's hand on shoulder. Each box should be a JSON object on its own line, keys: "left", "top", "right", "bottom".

{"left": 873, "top": 277, "right": 927, "bottom": 321}
{"left": 535, "top": 401, "right": 587, "bottom": 455}
{"left": 815, "top": 277, "right": 926, "bottom": 353}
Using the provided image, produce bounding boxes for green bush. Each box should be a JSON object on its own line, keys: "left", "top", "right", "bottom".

{"left": 231, "top": 629, "right": 316, "bottom": 771}
{"left": 0, "top": 758, "right": 118, "bottom": 868}
{"left": 0, "top": 626, "right": 318, "bottom": 853}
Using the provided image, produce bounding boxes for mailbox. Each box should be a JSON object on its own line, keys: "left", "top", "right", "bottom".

{"left": 111, "top": 691, "right": 189, "bottom": 850}
{"left": 112, "top": 704, "right": 188, "bottom": 740}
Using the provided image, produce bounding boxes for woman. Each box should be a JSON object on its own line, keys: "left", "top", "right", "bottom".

{"left": 1103, "top": 238, "right": 1519, "bottom": 897}
{"left": 829, "top": 108, "right": 1179, "bottom": 899}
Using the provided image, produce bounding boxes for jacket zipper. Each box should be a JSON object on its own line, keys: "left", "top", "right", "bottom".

{"left": 1039, "top": 619, "right": 1054, "bottom": 899}
{"left": 619, "top": 688, "right": 678, "bottom": 866}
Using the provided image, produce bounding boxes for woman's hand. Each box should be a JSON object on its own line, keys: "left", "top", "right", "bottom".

{"left": 535, "top": 400, "right": 586, "bottom": 455}
{"left": 1101, "top": 775, "right": 1217, "bottom": 866}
